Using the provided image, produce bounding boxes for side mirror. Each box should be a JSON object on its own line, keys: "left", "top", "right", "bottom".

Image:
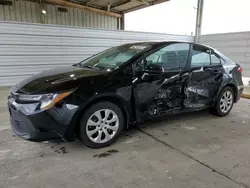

{"left": 141, "top": 64, "right": 164, "bottom": 81}
{"left": 145, "top": 64, "right": 164, "bottom": 75}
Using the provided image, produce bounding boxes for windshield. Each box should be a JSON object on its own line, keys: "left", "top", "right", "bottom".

{"left": 76, "top": 43, "right": 151, "bottom": 70}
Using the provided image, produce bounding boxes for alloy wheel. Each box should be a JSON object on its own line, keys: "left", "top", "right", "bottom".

{"left": 220, "top": 91, "right": 233, "bottom": 113}
{"left": 86, "top": 109, "right": 119, "bottom": 143}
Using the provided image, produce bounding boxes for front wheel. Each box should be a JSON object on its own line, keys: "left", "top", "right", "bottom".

{"left": 79, "top": 102, "right": 124, "bottom": 148}
{"left": 211, "top": 87, "right": 234, "bottom": 117}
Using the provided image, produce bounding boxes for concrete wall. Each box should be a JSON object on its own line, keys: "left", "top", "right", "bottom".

{"left": 0, "top": 21, "right": 194, "bottom": 86}
{"left": 0, "top": 0, "right": 118, "bottom": 29}
{"left": 200, "top": 32, "right": 250, "bottom": 77}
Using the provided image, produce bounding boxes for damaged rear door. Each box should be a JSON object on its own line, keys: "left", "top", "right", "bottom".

{"left": 133, "top": 42, "right": 191, "bottom": 120}
{"left": 184, "top": 44, "right": 223, "bottom": 109}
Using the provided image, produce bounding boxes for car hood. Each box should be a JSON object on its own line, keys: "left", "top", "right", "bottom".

{"left": 12, "top": 66, "right": 107, "bottom": 94}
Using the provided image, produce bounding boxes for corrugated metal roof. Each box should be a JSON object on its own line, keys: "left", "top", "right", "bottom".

{"left": 0, "top": 0, "right": 169, "bottom": 21}
{"left": 53, "top": 0, "right": 170, "bottom": 14}
{"left": 0, "top": 0, "right": 118, "bottom": 28}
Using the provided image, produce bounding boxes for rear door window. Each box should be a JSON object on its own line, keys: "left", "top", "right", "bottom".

{"left": 191, "top": 45, "right": 224, "bottom": 68}
{"left": 211, "top": 52, "right": 221, "bottom": 65}
{"left": 191, "top": 45, "right": 210, "bottom": 67}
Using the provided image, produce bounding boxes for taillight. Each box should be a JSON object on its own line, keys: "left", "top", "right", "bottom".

{"left": 237, "top": 67, "right": 243, "bottom": 73}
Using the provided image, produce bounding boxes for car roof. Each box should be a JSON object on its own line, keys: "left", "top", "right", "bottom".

{"left": 123, "top": 41, "right": 211, "bottom": 48}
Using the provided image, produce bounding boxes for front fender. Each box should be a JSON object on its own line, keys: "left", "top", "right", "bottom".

{"left": 79, "top": 92, "right": 133, "bottom": 118}
{"left": 64, "top": 92, "right": 134, "bottom": 141}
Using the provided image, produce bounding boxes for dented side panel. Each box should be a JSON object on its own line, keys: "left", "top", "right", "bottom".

{"left": 184, "top": 65, "right": 224, "bottom": 109}
{"left": 133, "top": 71, "right": 187, "bottom": 119}
{"left": 133, "top": 42, "right": 192, "bottom": 120}
{"left": 131, "top": 42, "right": 242, "bottom": 122}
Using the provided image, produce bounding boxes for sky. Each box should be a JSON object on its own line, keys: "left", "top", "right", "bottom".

{"left": 125, "top": 0, "right": 250, "bottom": 35}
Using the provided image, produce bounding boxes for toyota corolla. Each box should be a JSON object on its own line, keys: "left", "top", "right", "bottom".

{"left": 7, "top": 41, "right": 244, "bottom": 148}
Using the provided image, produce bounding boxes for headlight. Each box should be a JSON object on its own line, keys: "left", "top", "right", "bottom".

{"left": 18, "top": 91, "right": 73, "bottom": 110}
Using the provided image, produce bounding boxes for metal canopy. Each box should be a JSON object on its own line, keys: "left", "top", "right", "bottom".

{"left": 42, "top": 0, "right": 203, "bottom": 40}
{"left": 58, "top": 0, "right": 169, "bottom": 14}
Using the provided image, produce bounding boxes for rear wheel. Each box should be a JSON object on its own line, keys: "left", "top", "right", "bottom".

{"left": 211, "top": 87, "right": 234, "bottom": 116}
{"left": 79, "top": 102, "right": 124, "bottom": 148}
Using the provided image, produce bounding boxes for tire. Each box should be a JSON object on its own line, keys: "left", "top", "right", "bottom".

{"left": 211, "top": 87, "right": 234, "bottom": 117}
{"left": 79, "top": 102, "right": 124, "bottom": 148}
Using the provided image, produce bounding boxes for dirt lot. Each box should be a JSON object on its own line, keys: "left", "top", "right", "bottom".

{"left": 0, "top": 88, "right": 250, "bottom": 188}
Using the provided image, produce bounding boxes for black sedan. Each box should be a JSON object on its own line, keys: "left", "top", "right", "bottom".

{"left": 8, "top": 41, "right": 244, "bottom": 148}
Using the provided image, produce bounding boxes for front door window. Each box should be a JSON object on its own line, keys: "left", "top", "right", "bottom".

{"left": 146, "top": 43, "right": 190, "bottom": 71}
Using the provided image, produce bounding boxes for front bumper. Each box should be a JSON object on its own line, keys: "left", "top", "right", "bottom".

{"left": 8, "top": 100, "right": 79, "bottom": 141}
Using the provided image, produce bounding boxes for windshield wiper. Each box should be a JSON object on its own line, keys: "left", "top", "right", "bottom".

{"left": 83, "top": 65, "right": 95, "bottom": 69}
{"left": 78, "top": 64, "right": 99, "bottom": 70}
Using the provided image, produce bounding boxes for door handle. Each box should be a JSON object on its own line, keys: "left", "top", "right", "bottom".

{"left": 141, "top": 72, "right": 150, "bottom": 81}
{"left": 132, "top": 77, "right": 138, "bottom": 83}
